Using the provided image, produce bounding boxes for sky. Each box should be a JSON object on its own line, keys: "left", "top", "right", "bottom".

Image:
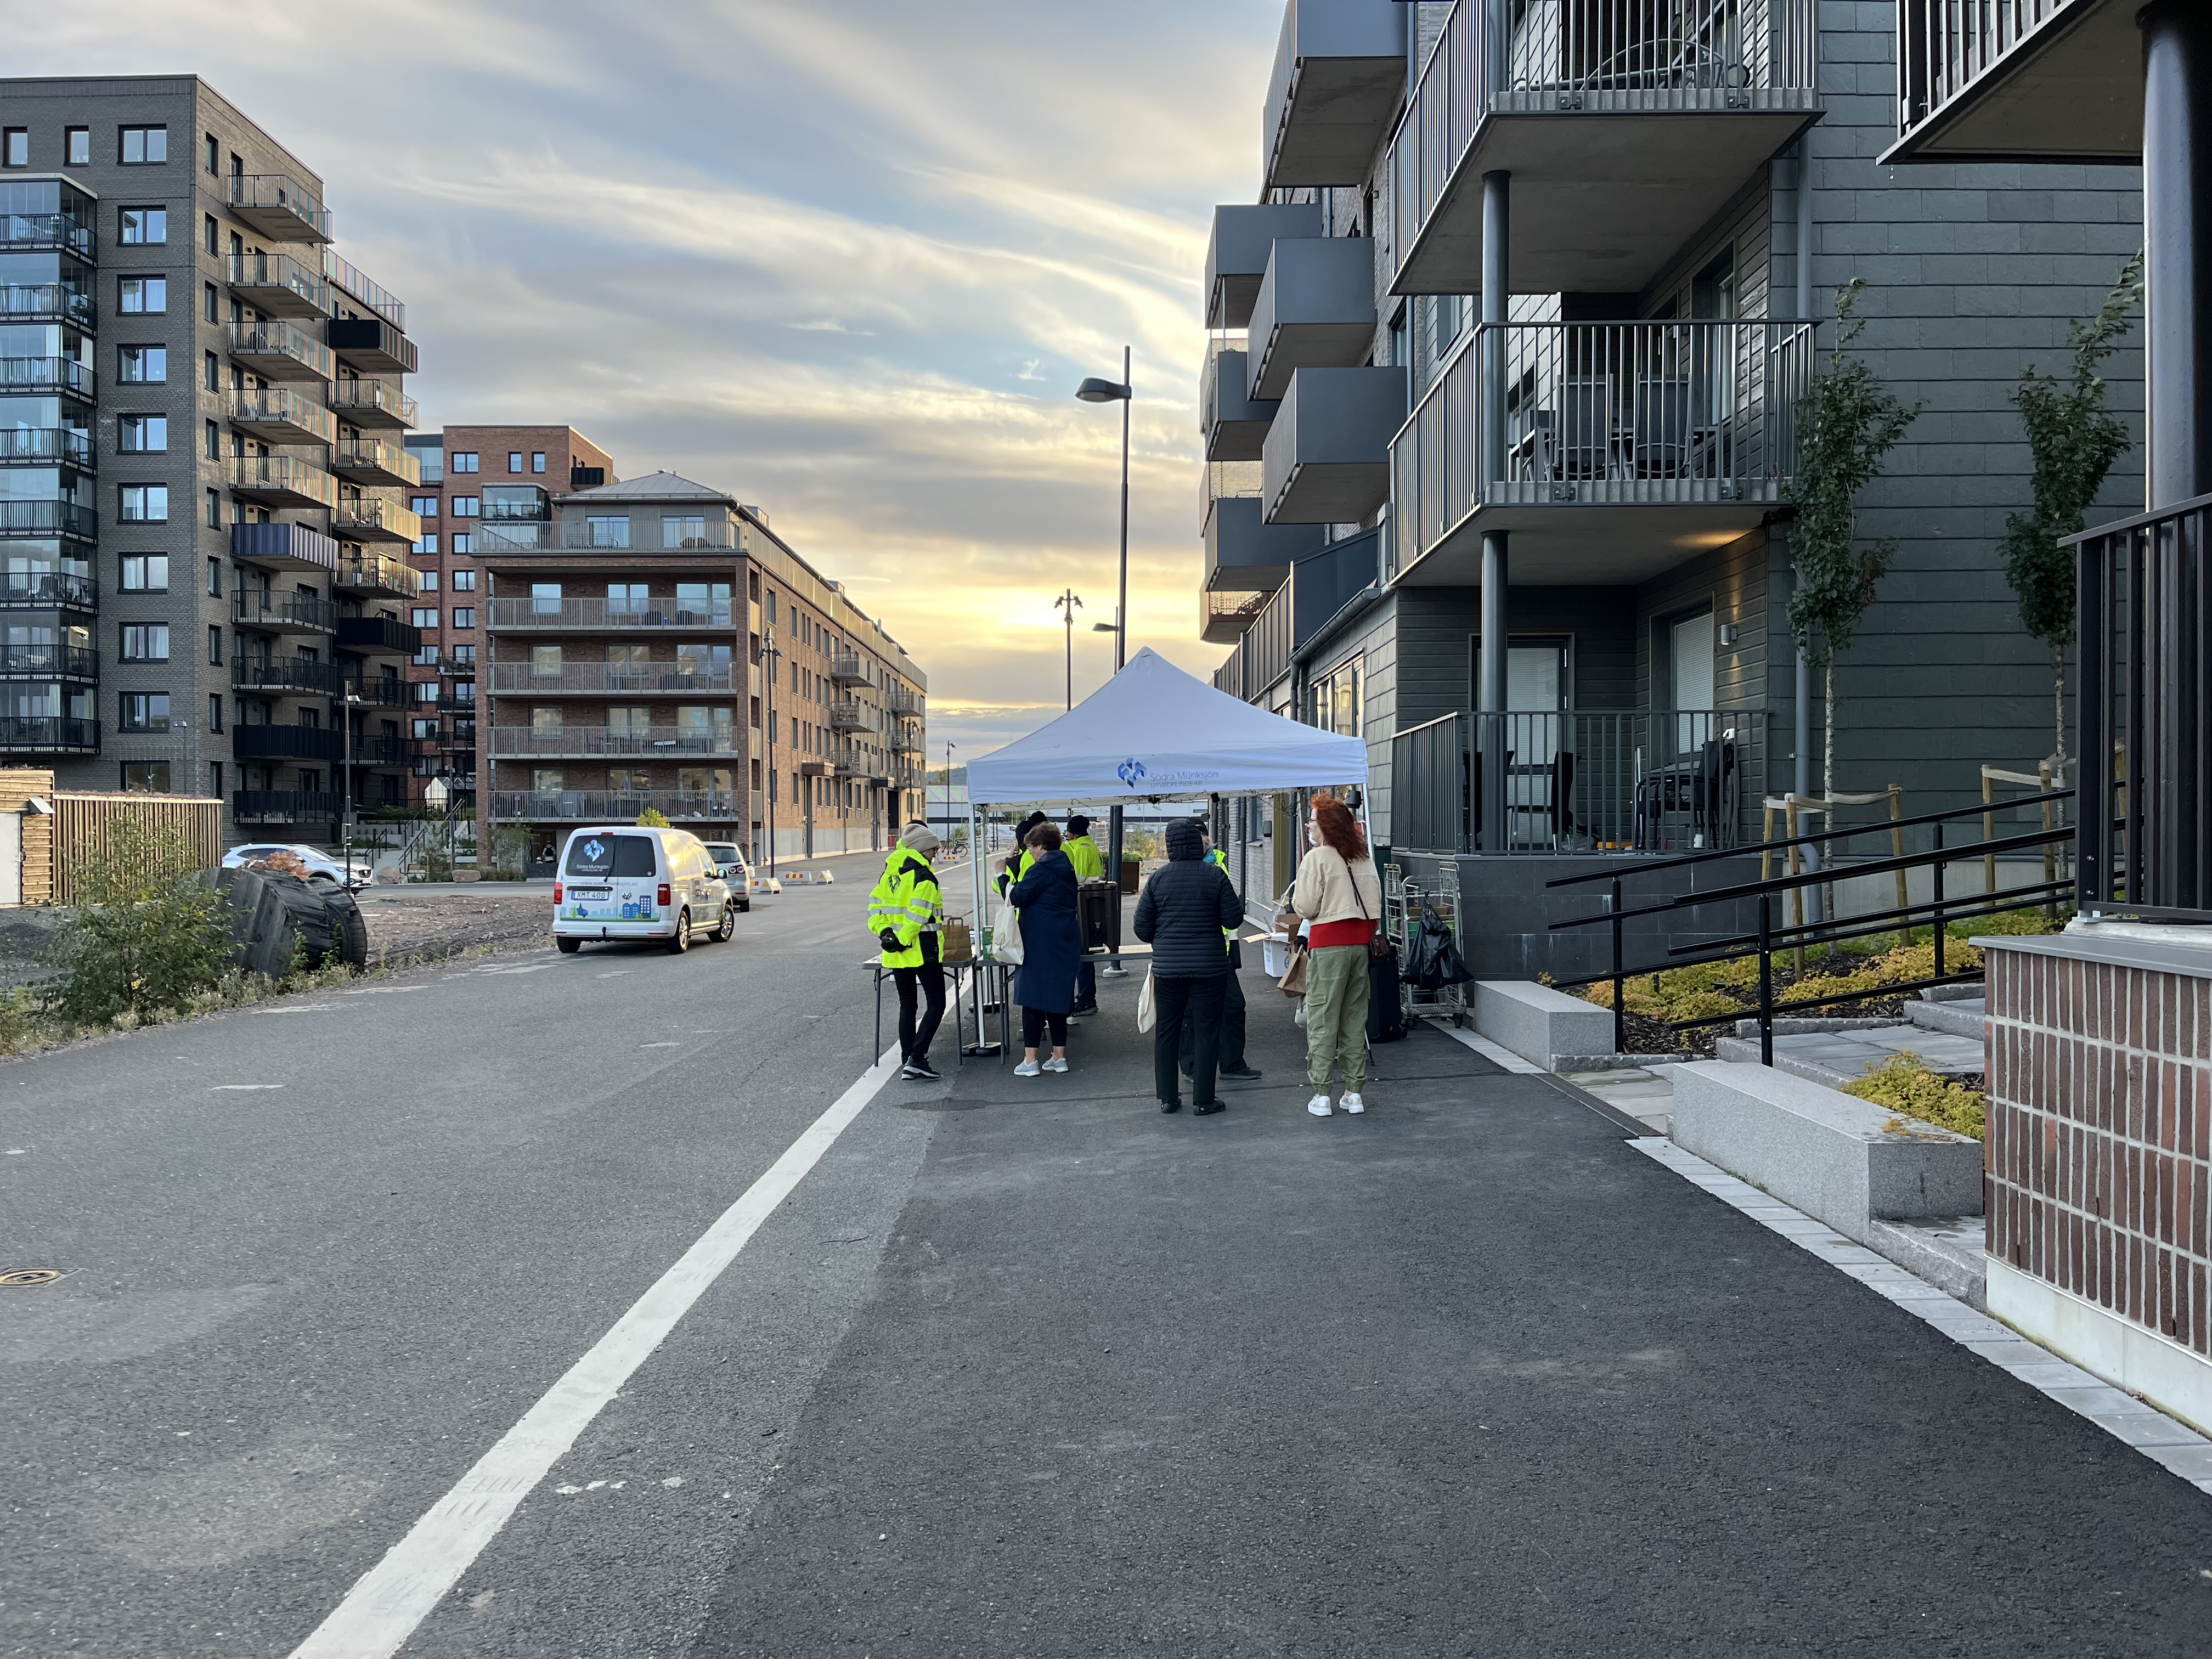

{"left": 14, "top": 0, "right": 1286, "bottom": 761}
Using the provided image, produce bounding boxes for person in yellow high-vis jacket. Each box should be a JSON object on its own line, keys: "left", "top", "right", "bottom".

{"left": 870, "top": 821, "right": 946, "bottom": 1080}
{"left": 1064, "top": 814, "right": 1104, "bottom": 1015}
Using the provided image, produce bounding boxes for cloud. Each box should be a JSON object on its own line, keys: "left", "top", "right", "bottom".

{"left": 786, "top": 319, "right": 877, "bottom": 336}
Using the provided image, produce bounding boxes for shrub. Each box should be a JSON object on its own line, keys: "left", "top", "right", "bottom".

{"left": 636, "top": 808, "right": 670, "bottom": 828}
{"left": 1844, "top": 1053, "right": 1987, "bottom": 1140}
{"left": 44, "top": 820, "right": 232, "bottom": 1024}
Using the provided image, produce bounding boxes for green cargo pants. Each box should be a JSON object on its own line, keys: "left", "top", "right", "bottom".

{"left": 1304, "top": 942, "right": 1371, "bottom": 1091}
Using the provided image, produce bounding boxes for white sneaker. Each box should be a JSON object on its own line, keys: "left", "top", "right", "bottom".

{"left": 1307, "top": 1094, "right": 1333, "bottom": 1117}
{"left": 1042, "top": 1056, "right": 1069, "bottom": 1074}
{"left": 1340, "top": 1092, "right": 1365, "bottom": 1115}
{"left": 1014, "top": 1059, "right": 1042, "bottom": 1077}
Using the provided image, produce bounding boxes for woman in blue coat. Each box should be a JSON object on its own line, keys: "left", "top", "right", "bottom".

{"left": 1007, "top": 821, "right": 1082, "bottom": 1077}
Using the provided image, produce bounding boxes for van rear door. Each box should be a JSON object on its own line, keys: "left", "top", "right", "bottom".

{"left": 561, "top": 832, "right": 662, "bottom": 923}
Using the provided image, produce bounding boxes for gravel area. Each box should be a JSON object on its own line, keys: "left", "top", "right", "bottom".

{"left": 353, "top": 886, "right": 551, "bottom": 966}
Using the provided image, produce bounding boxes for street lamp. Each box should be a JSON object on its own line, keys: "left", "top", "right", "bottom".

{"left": 1054, "top": 588, "right": 1084, "bottom": 710}
{"left": 1076, "top": 351, "right": 1133, "bottom": 964}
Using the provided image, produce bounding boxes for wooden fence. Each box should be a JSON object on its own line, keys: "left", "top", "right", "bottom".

{"left": 0, "top": 774, "right": 223, "bottom": 905}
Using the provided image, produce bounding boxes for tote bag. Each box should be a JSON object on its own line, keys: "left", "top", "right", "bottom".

{"left": 991, "top": 892, "right": 1025, "bottom": 965}
{"left": 1136, "top": 968, "right": 1157, "bottom": 1034}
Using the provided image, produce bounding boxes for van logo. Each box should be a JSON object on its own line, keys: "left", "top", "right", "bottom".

{"left": 583, "top": 837, "right": 606, "bottom": 861}
{"left": 1116, "top": 758, "right": 1147, "bottom": 786}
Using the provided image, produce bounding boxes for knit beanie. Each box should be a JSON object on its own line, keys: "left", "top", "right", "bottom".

{"left": 899, "top": 820, "right": 941, "bottom": 853}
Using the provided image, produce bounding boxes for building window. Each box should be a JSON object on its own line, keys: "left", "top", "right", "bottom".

{"left": 121, "top": 692, "right": 172, "bottom": 732}
{"left": 119, "top": 206, "right": 166, "bottom": 244}
{"left": 203, "top": 350, "right": 219, "bottom": 391}
{"left": 413, "top": 534, "right": 438, "bottom": 556}
{"left": 206, "top": 557, "right": 222, "bottom": 597}
{"left": 585, "top": 515, "right": 630, "bottom": 548}
{"left": 450, "top": 643, "right": 476, "bottom": 665}
{"left": 418, "top": 569, "right": 439, "bottom": 592}
{"left": 414, "top": 642, "right": 439, "bottom": 666}
{"left": 530, "top": 645, "right": 562, "bottom": 677}
{"left": 507, "top": 452, "right": 522, "bottom": 473}
{"left": 208, "top": 625, "right": 222, "bottom": 665}
{"left": 122, "top": 762, "right": 172, "bottom": 793}
{"left": 117, "top": 346, "right": 166, "bottom": 383}
{"left": 663, "top": 515, "right": 707, "bottom": 548}
{"left": 450, "top": 569, "right": 476, "bottom": 592}
{"left": 451, "top": 606, "right": 475, "bottom": 630}
{"left": 201, "top": 281, "right": 218, "bottom": 324}
{"left": 449, "top": 451, "right": 478, "bottom": 473}
{"left": 120, "top": 555, "right": 169, "bottom": 591}
{"left": 409, "top": 495, "right": 438, "bottom": 516}
{"left": 118, "top": 414, "right": 168, "bottom": 453}
{"left": 2, "top": 129, "right": 25, "bottom": 168}
{"left": 203, "top": 420, "right": 219, "bottom": 461}
{"left": 204, "top": 213, "right": 219, "bottom": 255}
{"left": 119, "top": 276, "right": 166, "bottom": 313}
{"left": 450, "top": 533, "right": 471, "bottom": 555}
{"left": 208, "top": 693, "right": 224, "bottom": 734}
{"left": 121, "top": 624, "right": 170, "bottom": 662}
{"left": 204, "top": 133, "right": 218, "bottom": 174}
{"left": 205, "top": 488, "right": 221, "bottom": 528}
{"left": 414, "top": 682, "right": 440, "bottom": 704}
{"left": 413, "top": 717, "right": 439, "bottom": 738}
{"left": 450, "top": 495, "right": 478, "bottom": 517}
{"left": 64, "top": 127, "right": 91, "bottom": 166}
{"left": 531, "top": 451, "right": 546, "bottom": 473}
{"left": 410, "top": 606, "right": 438, "bottom": 629}
{"left": 119, "top": 484, "right": 168, "bottom": 522}
{"left": 119, "top": 126, "right": 168, "bottom": 165}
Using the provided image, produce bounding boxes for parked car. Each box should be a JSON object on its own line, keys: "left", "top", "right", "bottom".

{"left": 552, "top": 825, "right": 735, "bottom": 954}
{"left": 222, "top": 843, "right": 373, "bottom": 889}
{"left": 699, "top": 840, "right": 754, "bottom": 912}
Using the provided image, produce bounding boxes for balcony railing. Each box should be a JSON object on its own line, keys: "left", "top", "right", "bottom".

{"left": 0, "top": 641, "right": 97, "bottom": 678}
{"left": 1202, "top": 588, "right": 1271, "bottom": 647}
{"left": 0, "top": 281, "right": 93, "bottom": 329}
{"left": 227, "top": 175, "right": 332, "bottom": 242}
{"left": 230, "top": 386, "right": 337, "bottom": 445}
{"left": 830, "top": 650, "right": 868, "bottom": 685}
{"left": 493, "top": 790, "right": 745, "bottom": 822}
{"left": 327, "top": 379, "right": 418, "bottom": 430}
{"left": 474, "top": 522, "right": 744, "bottom": 553}
{"left": 0, "top": 211, "right": 93, "bottom": 258}
{"left": 328, "top": 315, "right": 417, "bottom": 376}
{"left": 829, "top": 699, "right": 870, "bottom": 732}
{"left": 488, "top": 729, "right": 742, "bottom": 760}
{"left": 233, "top": 521, "right": 340, "bottom": 574}
{"left": 234, "top": 591, "right": 338, "bottom": 633}
{"left": 486, "top": 663, "right": 739, "bottom": 695}
{"left": 232, "top": 723, "right": 346, "bottom": 763}
{"left": 227, "top": 319, "right": 333, "bottom": 381}
{"left": 335, "top": 614, "right": 422, "bottom": 655}
{"left": 330, "top": 439, "right": 422, "bottom": 487}
{"left": 228, "top": 251, "right": 329, "bottom": 317}
{"left": 0, "top": 714, "right": 98, "bottom": 753}
{"left": 1, "top": 570, "right": 95, "bottom": 608}
{"left": 331, "top": 500, "right": 423, "bottom": 546}
{"left": 322, "top": 250, "right": 407, "bottom": 330}
{"left": 887, "top": 685, "right": 922, "bottom": 716}
{"left": 233, "top": 654, "right": 348, "bottom": 697}
{"left": 230, "top": 453, "right": 339, "bottom": 510}
{"left": 335, "top": 549, "right": 424, "bottom": 596}
{"left": 1391, "top": 318, "right": 1814, "bottom": 572}
{"left": 1199, "top": 459, "right": 1265, "bottom": 531}
{"left": 0, "top": 501, "right": 96, "bottom": 539}
{"left": 485, "top": 597, "right": 735, "bottom": 630}
{"left": 0, "top": 356, "right": 93, "bottom": 398}
{"left": 1897, "top": 0, "right": 2068, "bottom": 140}
{"left": 234, "top": 790, "right": 342, "bottom": 822}
{"left": 0, "top": 428, "right": 91, "bottom": 465}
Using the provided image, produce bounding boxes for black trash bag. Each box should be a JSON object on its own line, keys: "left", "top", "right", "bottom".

{"left": 1404, "top": 904, "right": 1475, "bottom": 991}
{"left": 1367, "top": 951, "right": 1407, "bottom": 1043}
{"left": 214, "top": 867, "right": 368, "bottom": 979}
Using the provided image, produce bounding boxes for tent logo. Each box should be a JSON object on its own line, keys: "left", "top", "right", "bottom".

{"left": 1116, "top": 758, "right": 1147, "bottom": 786}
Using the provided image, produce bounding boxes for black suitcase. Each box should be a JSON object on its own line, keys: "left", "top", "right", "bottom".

{"left": 1368, "top": 952, "right": 1407, "bottom": 1043}
{"left": 1078, "top": 879, "right": 1121, "bottom": 950}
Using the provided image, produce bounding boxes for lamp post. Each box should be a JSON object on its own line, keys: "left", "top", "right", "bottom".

{"left": 1076, "top": 350, "right": 1133, "bottom": 963}
{"left": 340, "top": 685, "right": 362, "bottom": 885}
{"left": 758, "top": 623, "right": 780, "bottom": 867}
{"left": 1053, "top": 588, "right": 1084, "bottom": 709}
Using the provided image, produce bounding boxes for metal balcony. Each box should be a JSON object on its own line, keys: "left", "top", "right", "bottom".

{"left": 0, "top": 356, "right": 93, "bottom": 400}
{"left": 1247, "top": 236, "right": 1376, "bottom": 400}
{"left": 232, "top": 521, "right": 340, "bottom": 574}
{"left": 328, "top": 379, "right": 418, "bottom": 430}
{"left": 829, "top": 698, "right": 870, "bottom": 732}
{"left": 485, "top": 663, "right": 738, "bottom": 695}
{"left": 322, "top": 251, "right": 407, "bottom": 330}
{"left": 1203, "top": 588, "right": 1271, "bottom": 645}
{"left": 0, "top": 501, "right": 95, "bottom": 540}
{"left": 487, "top": 727, "right": 741, "bottom": 761}
{"left": 475, "top": 522, "right": 744, "bottom": 553}
{"left": 230, "top": 387, "right": 336, "bottom": 446}
{"left": 887, "top": 685, "right": 923, "bottom": 716}
{"left": 228, "top": 319, "right": 333, "bottom": 383}
{"left": 484, "top": 596, "right": 735, "bottom": 630}
{"left": 330, "top": 439, "right": 422, "bottom": 488}
{"left": 492, "top": 789, "right": 744, "bottom": 823}
{"left": 0, "top": 208, "right": 93, "bottom": 259}
{"left": 1263, "top": 0, "right": 1409, "bottom": 189}
{"left": 1390, "top": 317, "right": 1814, "bottom": 585}
{"left": 0, "top": 279, "right": 93, "bottom": 329}
{"left": 0, "top": 641, "right": 97, "bottom": 679}
{"left": 830, "top": 650, "right": 869, "bottom": 685}
{"left": 1201, "top": 342, "right": 1280, "bottom": 463}
{"left": 356, "top": 735, "right": 409, "bottom": 766}
{"left": 344, "top": 675, "right": 407, "bottom": 708}
{"left": 227, "top": 175, "right": 333, "bottom": 243}
{"left": 1205, "top": 202, "right": 1323, "bottom": 331}
{"left": 1888, "top": 0, "right": 2138, "bottom": 163}
{"left": 0, "top": 715, "right": 98, "bottom": 754}
{"left": 230, "top": 454, "right": 338, "bottom": 510}
{"left": 335, "top": 614, "right": 423, "bottom": 656}
{"left": 231, "top": 723, "right": 345, "bottom": 763}
{"left": 1204, "top": 496, "right": 1318, "bottom": 595}
{"left": 233, "top": 590, "right": 338, "bottom": 634}
{"left": 328, "top": 315, "right": 418, "bottom": 376}
{"left": 227, "top": 251, "right": 329, "bottom": 318}
{"left": 334, "top": 549, "right": 424, "bottom": 596}
{"left": 234, "top": 791, "right": 342, "bottom": 823}
{"left": 1261, "top": 365, "right": 1406, "bottom": 524}
{"left": 1388, "top": 0, "right": 1821, "bottom": 295}
{"left": 1, "top": 569, "right": 95, "bottom": 610}
{"left": 331, "top": 500, "right": 422, "bottom": 546}
{"left": 0, "top": 428, "right": 91, "bottom": 465}
{"left": 233, "top": 655, "right": 348, "bottom": 697}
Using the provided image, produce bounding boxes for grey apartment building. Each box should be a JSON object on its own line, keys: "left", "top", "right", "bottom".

{"left": 1202, "top": 1, "right": 2143, "bottom": 938}
{"left": 0, "top": 75, "right": 423, "bottom": 838}
{"left": 476, "top": 475, "right": 926, "bottom": 868}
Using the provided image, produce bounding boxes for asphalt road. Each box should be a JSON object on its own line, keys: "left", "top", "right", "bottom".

{"left": 5, "top": 867, "right": 2211, "bottom": 1657}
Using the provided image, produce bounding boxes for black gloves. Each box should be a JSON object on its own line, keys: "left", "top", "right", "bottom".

{"left": 879, "top": 929, "right": 902, "bottom": 952}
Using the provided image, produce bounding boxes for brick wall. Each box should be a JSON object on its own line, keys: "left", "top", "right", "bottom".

{"left": 1985, "top": 943, "right": 2211, "bottom": 1362}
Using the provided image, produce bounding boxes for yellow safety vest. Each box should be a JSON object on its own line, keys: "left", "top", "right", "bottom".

{"left": 868, "top": 847, "right": 943, "bottom": 968}
{"left": 1064, "top": 834, "right": 1105, "bottom": 881}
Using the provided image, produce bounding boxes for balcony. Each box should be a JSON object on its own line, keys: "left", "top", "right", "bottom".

{"left": 493, "top": 790, "right": 744, "bottom": 824}
{"left": 232, "top": 520, "right": 340, "bottom": 574}
{"left": 1388, "top": 0, "right": 1820, "bottom": 295}
{"left": 345, "top": 674, "right": 407, "bottom": 708}
{"left": 0, "top": 209, "right": 93, "bottom": 259}
{"left": 335, "top": 614, "right": 423, "bottom": 656}
{"left": 830, "top": 650, "right": 869, "bottom": 686}
{"left": 227, "top": 175, "right": 332, "bottom": 244}
{"left": 437, "top": 654, "right": 477, "bottom": 678}
{"left": 323, "top": 251, "right": 407, "bottom": 331}
{"left": 1391, "top": 317, "right": 1814, "bottom": 585}
{"left": 0, "top": 428, "right": 92, "bottom": 465}
{"left": 228, "top": 319, "right": 332, "bottom": 383}
{"left": 484, "top": 596, "right": 736, "bottom": 630}
{"left": 331, "top": 500, "right": 422, "bottom": 546}
{"left": 233, "top": 655, "right": 347, "bottom": 697}
{"left": 357, "top": 735, "right": 410, "bottom": 766}
{"left": 0, "top": 356, "right": 93, "bottom": 400}
{"left": 334, "top": 549, "right": 423, "bottom": 597}
{"left": 234, "top": 791, "right": 342, "bottom": 824}
{"left": 0, "top": 279, "right": 93, "bottom": 329}
{"left": 890, "top": 727, "right": 924, "bottom": 756}
{"left": 1205, "top": 202, "right": 1322, "bottom": 330}
{"left": 0, "top": 715, "right": 98, "bottom": 755}
{"left": 887, "top": 684, "right": 922, "bottom": 716}
{"left": 1247, "top": 236, "right": 1376, "bottom": 399}
{"left": 230, "top": 387, "right": 336, "bottom": 445}
{"left": 0, "top": 641, "right": 96, "bottom": 679}
{"left": 330, "top": 439, "right": 422, "bottom": 488}
{"left": 2, "top": 569, "right": 95, "bottom": 610}
{"left": 234, "top": 590, "right": 338, "bottom": 635}
{"left": 1889, "top": 0, "right": 2138, "bottom": 163}
{"left": 486, "top": 663, "right": 739, "bottom": 695}
{"left": 231, "top": 723, "right": 346, "bottom": 763}
{"left": 488, "top": 727, "right": 741, "bottom": 761}
{"left": 474, "top": 522, "right": 744, "bottom": 553}
{"left": 1263, "top": 0, "right": 1409, "bottom": 189}
{"left": 1203, "top": 484, "right": 1322, "bottom": 592}
{"left": 230, "top": 453, "right": 338, "bottom": 510}
{"left": 1212, "top": 529, "right": 1378, "bottom": 684}
{"left": 1201, "top": 342, "right": 1280, "bottom": 463}
{"left": 1261, "top": 365, "right": 1406, "bottom": 524}
{"left": 829, "top": 698, "right": 870, "bottom": 732}
{"left": 328, "top": 316, "right": 418, "bottom": 376}
{"left": 1203, "top": 588, "right": 1271, "bottom": 645}
{"left": 328, "top": 378, "right": 418, "bottom": 430}
{"left": 0, "top": 501, "right": 95, "bottom": 540}
{"left": 227, "top": 251, "right": 329, "bottom": 319}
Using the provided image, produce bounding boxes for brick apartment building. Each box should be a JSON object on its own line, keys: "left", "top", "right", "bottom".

{"left": 398, "top": 425, "right": 614, "bottom": 812}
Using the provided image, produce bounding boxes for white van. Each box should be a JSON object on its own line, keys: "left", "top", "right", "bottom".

{"left": 553, "top": 825, "right": 735, "bottom": 955}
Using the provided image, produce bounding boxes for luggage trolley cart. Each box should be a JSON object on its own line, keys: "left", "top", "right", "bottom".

{"left": 1386, "top": 861, "right": 1469, "bottom": 1026}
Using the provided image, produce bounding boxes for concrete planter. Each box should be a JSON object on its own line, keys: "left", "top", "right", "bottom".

{"left": 1471, "top": 980, "right": 1615, "bottom": 1070}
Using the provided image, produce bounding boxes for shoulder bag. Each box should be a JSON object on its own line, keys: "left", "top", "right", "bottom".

{"left": 1351, "top": 859, "right": 1392, "bottom": 960}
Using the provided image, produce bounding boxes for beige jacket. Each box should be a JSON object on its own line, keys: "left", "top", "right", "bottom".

{"left": 1291, "top": 843, "right": 1383, "bottom": 928}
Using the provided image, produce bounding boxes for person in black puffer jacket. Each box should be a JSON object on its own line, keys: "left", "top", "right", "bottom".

{"left": 1133, "top": 817, "right": 1244, "bottom": 1115}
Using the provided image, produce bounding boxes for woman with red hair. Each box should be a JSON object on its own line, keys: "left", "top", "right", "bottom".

{"left": 1290, "top": 793, "right": 1384, "bottom": 1117}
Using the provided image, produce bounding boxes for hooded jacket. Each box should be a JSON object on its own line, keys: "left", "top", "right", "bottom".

{"left": 1133, "top": 819, "right": 1242, "bottom": 977}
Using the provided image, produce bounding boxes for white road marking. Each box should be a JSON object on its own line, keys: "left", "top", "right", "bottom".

{"left": 595, "top": 972, "right": 634, "bottom": 979}
{"left": 256, "top": 1005, "right": 338, "bottom": 1015}
{"left": 639, "top": 1042, "right": 679, "bottom": 1049}
{"left": 344, "top": 986, "right": 426, "bottom": 996}
{"left": 284, "top": 1042, "right": 905, "bottom": 1659}
{"left": 210, "top": 1085, "right": 285, "bottom": 1092}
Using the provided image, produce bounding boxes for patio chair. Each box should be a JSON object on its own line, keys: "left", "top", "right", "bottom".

{"left": 1633, "top": 376, "right": 1694, "bottom": 477}
{"left": 1559, "top": 376, "right": 1613, "bottom": 481}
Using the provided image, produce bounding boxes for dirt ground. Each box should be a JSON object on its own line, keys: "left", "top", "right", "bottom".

{"left": 352, "top": 886, "right": 550, "bottom": 967}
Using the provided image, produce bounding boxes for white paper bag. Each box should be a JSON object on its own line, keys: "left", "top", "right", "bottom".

{"left": 991, "top": 893, "right": 1025, "bottom": 965}
{"left": 1136, "top": 968, "right": 1156, "bottom": 1034}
